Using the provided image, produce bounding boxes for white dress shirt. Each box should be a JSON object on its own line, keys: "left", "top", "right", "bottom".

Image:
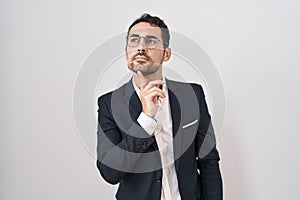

{"left": 132, "top": 78, "right": 181, "bottom": 200}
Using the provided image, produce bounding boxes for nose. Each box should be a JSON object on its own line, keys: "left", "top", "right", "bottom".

{"left": 137, "top": 38, "right": 148, "bottom": 53}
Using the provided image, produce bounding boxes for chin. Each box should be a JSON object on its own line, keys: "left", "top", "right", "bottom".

{"left": 129, "top": 63, "right": 159, "bottom": 76}
{"left": 130, "top": 64, "right": 145, "bottom": 72}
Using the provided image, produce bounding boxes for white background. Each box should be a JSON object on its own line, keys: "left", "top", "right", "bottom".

{"left": 1, "top": 0, "right": 300, "bottom": 199}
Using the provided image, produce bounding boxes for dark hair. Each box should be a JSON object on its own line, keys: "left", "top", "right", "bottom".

{"left": 127, "top": 13, "right": 170, "bottom": 49}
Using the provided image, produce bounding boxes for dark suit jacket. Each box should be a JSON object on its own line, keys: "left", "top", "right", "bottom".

{"left": 96, "top": 79, "right": 222, "bottom": 200}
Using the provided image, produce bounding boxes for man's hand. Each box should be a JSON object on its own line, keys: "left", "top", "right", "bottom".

{"left": 137, "top": 71, "right": 165, "bottom": 118}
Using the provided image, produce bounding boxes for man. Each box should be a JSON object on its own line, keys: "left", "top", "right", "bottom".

{"left": 96, "top": 13, "right": 222, "bottom": 200}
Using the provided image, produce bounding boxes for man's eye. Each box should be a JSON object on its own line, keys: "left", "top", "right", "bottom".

{"left": 148, "top": 39, "right": 157, "bottom": 44}
{"left": 130, "top": 37, "right": 139, "bottom": 43}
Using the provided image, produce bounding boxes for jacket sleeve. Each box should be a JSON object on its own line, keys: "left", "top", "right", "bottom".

{"left": 194, "top": 85, "right": 223, "bottom": 200}
{"left": 96, "top": 94, "right": 156, "bottom": 184}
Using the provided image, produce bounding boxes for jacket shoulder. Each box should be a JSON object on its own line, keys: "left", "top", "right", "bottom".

{"left": 166, "top": 79, "right": 205, "bottom": 96}
{"left": 97, "top": 80, "right": 131, "bottom": 104}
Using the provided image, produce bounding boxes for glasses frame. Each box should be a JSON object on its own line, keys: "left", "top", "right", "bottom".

{"left": 126, "top": 34, "right": 161, "bottom": 49}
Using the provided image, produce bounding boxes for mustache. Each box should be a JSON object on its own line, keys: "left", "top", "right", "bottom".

{"left": 132, "top": 52, "right": 151, "bottom": 61}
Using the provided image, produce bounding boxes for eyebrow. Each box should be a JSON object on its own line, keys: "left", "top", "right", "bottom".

{"left": 129, "top": 34, "right": 140, "bottom": 38}
{"left": 129, "top": 34, "right": 159, "bottom": 39}
{"left": 145, "top": 35, "right": 158, "bottom": 39}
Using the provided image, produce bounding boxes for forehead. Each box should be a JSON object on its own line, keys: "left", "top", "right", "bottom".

{"left": 129, "top": 22, "right": 162, "bottom": 38}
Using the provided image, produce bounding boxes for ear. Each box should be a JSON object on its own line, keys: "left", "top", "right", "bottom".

{"left": 125, "top": 46, "right": 128, "bottom": 61}
{"left": 163, "top": 48, "right": 171, "bottom": 62}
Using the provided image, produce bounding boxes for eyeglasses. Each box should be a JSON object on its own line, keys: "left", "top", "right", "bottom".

{"left": 126, "top": 34, "right": 161, "bottom": 49}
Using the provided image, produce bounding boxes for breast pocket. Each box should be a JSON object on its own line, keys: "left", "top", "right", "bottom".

{"left": 182, "top": 119, "right": 198, "bottom": 129}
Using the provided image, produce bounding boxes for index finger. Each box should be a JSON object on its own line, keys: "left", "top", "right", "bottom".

{"left": 143, "top": 80, "right": 165, "bottom": 90}
{"left": 147, "top": 80, "right": 165, "bottom": 86}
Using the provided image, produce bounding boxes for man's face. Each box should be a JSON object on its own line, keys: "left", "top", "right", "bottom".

{"left": 125, "top": 22, "right": 171, "bottom": 76}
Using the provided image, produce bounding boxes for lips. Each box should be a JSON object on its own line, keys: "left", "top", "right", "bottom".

{"left": 134, "top": 56, "right": 149, "bottom": 61}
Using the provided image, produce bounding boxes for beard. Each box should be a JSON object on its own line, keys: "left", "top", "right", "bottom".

{"left": 127, "top": 51, "right": 164, "bottom": 75}
{"left": 129, "top": 61, "right": 161, "bottom": 76}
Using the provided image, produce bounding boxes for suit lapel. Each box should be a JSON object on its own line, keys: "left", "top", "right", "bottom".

{"left": 123, "top": 79, "right": 142, "bottom": 121}
{"left": 167, "top": 83, "right": 181, "bottom": 138}
{"left": 166, "top": 79, "right": 182, "bottom": 173}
